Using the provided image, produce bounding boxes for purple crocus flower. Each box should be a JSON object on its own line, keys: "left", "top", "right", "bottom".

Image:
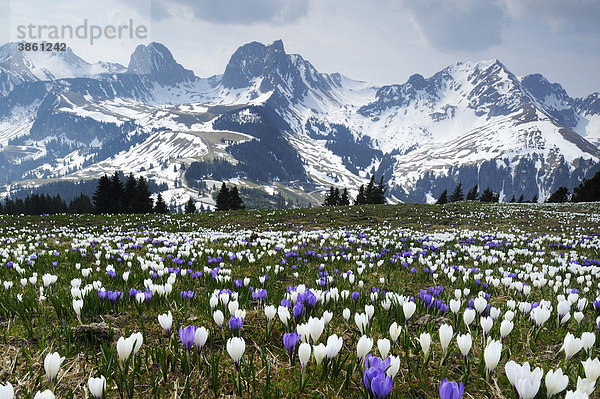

{"left": 293, "top": 301, "right": 305, "bottom": 323}
{"left": 363, "top": 355, "right": 393, "bottom": 399}
{"left": 282, "top": 332, "right": 301, "bottom": 359}
{"left": 179, "top": 325, "right": 197, "bottom": 352}
{"left": 107, "top": 290, "right": 122, "bottom": 304}
{"left": 229, "top": 316, "right": 244, "bottom": 333}
{"left": 281, "top": 298, "right": 291, "bottom": 308}
{"left": 370, "top": 372, "right": 394, "bottom": 399}
{"left": 352, "top": 291, "right": 360, "bottom": 302}
{"left": 439, "top": 378, "right": 464, "bottom": 399}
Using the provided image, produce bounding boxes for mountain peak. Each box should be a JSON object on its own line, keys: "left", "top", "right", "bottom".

{"left": 127, "top": 42, "right": 195, "bottom": 84}
{"left": 0, "top": 42, "right": 126, "bottom": 82}
{"left": 269, "top": 39, "right": 285, "bottom": 54}
{"left": 221, "top": 40, "right": 288, "bottom": 89}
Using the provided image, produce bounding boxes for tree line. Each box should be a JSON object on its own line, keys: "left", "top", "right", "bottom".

{"left": 92, "top": 172, "right": 170, "bottom": 214}
{"left": 322, "top": 175, "right": 387, "bottom": 206}
{"left": 436, "top": 182, "right": 542, "bottom": 204}
{"left": 546, "top": 171, "right": 600, "bottom": 203}
{"left": 0, "top": 193, "right": 95, "bottom": 215}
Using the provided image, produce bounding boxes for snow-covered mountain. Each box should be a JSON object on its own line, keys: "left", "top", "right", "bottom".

{"left": 0, "top": 43, "right": 126, "bottom": 89}
{"left": 0, "top": 39, "right": 599, "bottom": 207}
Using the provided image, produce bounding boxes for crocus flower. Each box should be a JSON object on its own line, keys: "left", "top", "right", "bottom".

{"left": 0, "top": 382, "right": 14, "bottom": 399}
{"left": 313, "top": 344, "right": 326, "bottom": 366}
{"left": 130, "top": 332, "right": 143, "bottom": 355}
{"left": 500, "top": 320, "right": 513, "bottom": 340}
{"left": 179, "top": 325, "right": 197, "bottom": 352}
{"left": 439, "top": 324, "right": 453, "bottom": 354}
{"left": 117, "top": 336, "right": 133, "bottom": 363}
{"left": 158, "top": 311, "right": 173, "bottom": 335}
{"left": 88, "top": 376, "right": 106, "bottom": 399}
{"left": 484, "top": 340, "right": 502, "bottom": 376}
{"left": 505, "top": 361, "right": 543, "bottom": 399}
{"left": 265, "top": 305, "right": 276, "bottom": 323}
{"left": 34, "top": 390, "right": 55, "bottom": 399}
{"left": 229, "top": 316, "right": 244, "bottom": 334}
{"left": 227, "top": 337, "right": 246, "bottom": 369}
{"left": 357, "top": 335, "right": 373, "bottom": 362}
{"left": 194, "top": 327, "right": 209, "bottom": 352}
{"left": 561, "top": 333, "right": 583, "bottom": 360}
{"left": 582, "top": 357, "right": 600, "bottom": 383}
{"left": 44, "top": 352, "right": 65, "bottom": 384}
{"left": 389, "top": 322, "right": 401, "bottom": 343}
{"left": 363, "top": 355, "right": 394, "bottom": 399}
{"left": 418, "top": 332, "right": 432, "bottom": 358}
{"left": 581, "top": 332, "right": 596, "bottom": 354}
{"left": 213, "top": 310, "right": 224, "bottom": 327}
{"left": 403, "top": 301, "right": 416, "bottom": 321}
{"left": 456, "top": 333, "right": 472, "bottom": 359}
{"left": 545, "top": 368, "right": 569, "bottom": 398}
{"left": 283, "top": 332, "right": 302, "bottom": 360}
{"left": 326, "top": 334, "right": 343, "bottom": 360}
{"left": 298, "top": 342, "right": 311, "bottom": 369}
{"left": 439, "top": 378, "right": 464, "bottom": 399}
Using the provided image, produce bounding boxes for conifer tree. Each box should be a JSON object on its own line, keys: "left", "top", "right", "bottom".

{"left": 531, "top": 195, "right": 538, "bottom": 203}
{"left": 69, "top": 194, "right": 95, "bottom": 214}
{"left": 109, "top": 172, "right": 124, "bottom": 213}
{"left": 154, "top": 193, "right": 169, "bottom": 213}
{"left": 216, "top": 182, "right": 231, "bottom": 211}
{"left": 132, "top": 177, "right": 153, "bottom": 213}
{"left": 546, "top": 187, "right": 570, "bottom": 203}
{"left": 340, "top": 188, "right": 350, "bottom": 206}
{"left": 466, "top": 184, "right": 479, "bottom": 201}
{"left": 436, "top": 189, "right": 448, "bottom": 205}
{"left": 355, "top": 185, "right": 366, "bottom": 205}
{"left": 572, "top": 171, "right": 600, "bottom": 202}
{"left": 365, "top": 175, "right": 377, "bottom": 204}
{"left": 184, "top": 198, "right": 197, "bottom": 213}
{"left": 518, "top": 194, "right": 525, "bottom": 203}
{"left": 122, "top": 173, "right": 137, "bottom": 213}
{"left": 374, "top": 176, "right": 387, "bottom": 204}
{"left": 449, "top": 182, "right": 464, "bottom": 202}
{"left": 229, "top": 186, "right": 245, "bottom": 210}
{"left": 480, "top": 188, "right": 497, "bottom": 202}
{"left": 93, "top": 174, "right": 112, "bottom": 214}
{"left": 324, "top": 186, "right": 336, "bottom": 206}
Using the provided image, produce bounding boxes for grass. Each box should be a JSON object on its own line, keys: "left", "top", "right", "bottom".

{"left": 0, "top": 201, "right": 599, "bottom": 398}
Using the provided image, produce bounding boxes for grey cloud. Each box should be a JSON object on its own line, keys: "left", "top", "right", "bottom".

{"left": 399, "top": 0, "right": 507, "bottom": 51}
{"left": 505, "top": 0, "right": 600, "bottom": 35}
{"left": 152, "top": 0, "right": 309, "bottom": 25}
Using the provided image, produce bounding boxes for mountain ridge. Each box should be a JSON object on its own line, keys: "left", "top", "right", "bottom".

{"left": 0, "top": 39, "right": 599, "bottom": 208}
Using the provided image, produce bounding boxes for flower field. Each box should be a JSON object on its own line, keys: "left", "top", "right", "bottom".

{"left": 1, "top": 202, "right": 600, "bottom": 398}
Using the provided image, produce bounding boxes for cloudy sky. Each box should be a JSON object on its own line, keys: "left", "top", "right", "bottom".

{"left": 2, "top": 0, "right": 599, "bottom": 97}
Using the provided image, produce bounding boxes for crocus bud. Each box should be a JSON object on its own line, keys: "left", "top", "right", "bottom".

{"left": 44, "top": 352, "right": 65, "bottom": 384}
{"left": 158, "top": 311, "right": 173, "bottom": 335}
{"left": 226, "top": 337, "right": 245, "bottom": 367}
{"left": 298, "top": 342, "right": 311, "bottom": 368}
{"left": 88, "top": 375, "right": 106, "bottom": 399}
{"left": 357, "top": 335, "right": 373, "bottom": 362}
